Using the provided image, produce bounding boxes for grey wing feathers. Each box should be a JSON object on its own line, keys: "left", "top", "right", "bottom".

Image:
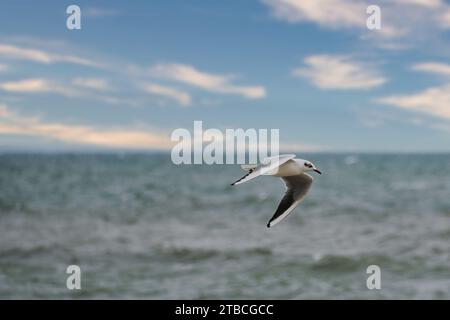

{"left": 267, "top": 173, "right": 313, "bottom": 228}
{"left": 284, "top": 173, "right": 313, "bottom": 200}
{"left": 267, "top": 189, "right": 296, "bottom": 227}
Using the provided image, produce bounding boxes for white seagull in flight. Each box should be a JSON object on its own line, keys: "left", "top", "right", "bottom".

{"left": 231, "top": 154, "right": 321, "bottom": 228}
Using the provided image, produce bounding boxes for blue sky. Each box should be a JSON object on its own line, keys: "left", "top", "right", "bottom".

{"left": 0, "top": 0, "right": 450, "bottom": 152}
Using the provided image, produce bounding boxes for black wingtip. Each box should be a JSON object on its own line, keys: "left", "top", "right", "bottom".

{"left": 266, "top": 223, "right": 271, "bottom": 228}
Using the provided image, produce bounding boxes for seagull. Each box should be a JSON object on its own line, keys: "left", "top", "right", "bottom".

{"left": 231, "top": 154, "right": 321, "bottom": 228}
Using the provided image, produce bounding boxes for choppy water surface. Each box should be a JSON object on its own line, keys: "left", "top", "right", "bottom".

{"left": 0, "top": 153, "right": 449, "bottom": 299}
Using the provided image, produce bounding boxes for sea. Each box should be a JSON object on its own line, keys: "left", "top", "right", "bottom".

{"left": 0, "top": 153, "right": 449, "bottom": 299}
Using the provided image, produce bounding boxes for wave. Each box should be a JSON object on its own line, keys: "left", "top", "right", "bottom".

{"left": 153, "top": 244, "right": 273, "bottom": 262}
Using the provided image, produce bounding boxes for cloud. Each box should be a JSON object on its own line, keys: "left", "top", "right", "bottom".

{"left": 143, "top": 83, "right": 192, "bottom": 106}
{"left": 262, "top": 0, "right": 450, "bottom": 45}
{"left": 377, "top": 62, "right": 450, "bottom": 124}
{"left": 0, "top": 78, "right": 144, "bottom": 107}
{"left": 0, "top": 78, "right": 81, "bottom": 97}
{"left": 0, "top": 43, "right": 102, "bottom": 67}
{"left": 72, "top": 77, "right": 111, "bottom": 91}
{"left": 0, "top": 104, "right": 171, "bottom": 150}
{"left": 0, "top": 105, "right": 322, "bottom": 152}
{"left": 376, "top": 84, "right": 450, "bottom": 120}
{"left": 0, "top": 42, "right": 265, "bottom": 105}
{"left": 293, "top": 55, "right": 386, "bottom": 90}
{"left": 395, "top": 0, "right": 442, "bottom": 8}
{"left": 262, "top": 0, "right": 401, "bottom": 38}
{"left": 412, "top": 62, "right": 450, "bottom": 76}
{"left": 440, "top": 8, "right": 450, "bottom": 27}
{"left": 262, "top": 0, "right": 364, "bottom": 28}
{"left": 150, "top": 63, "right": 266, "bottom": 99}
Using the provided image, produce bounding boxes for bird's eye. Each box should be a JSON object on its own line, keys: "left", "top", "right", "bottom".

{"left": 305, "top": 163, "right": 312, "bottom": 168}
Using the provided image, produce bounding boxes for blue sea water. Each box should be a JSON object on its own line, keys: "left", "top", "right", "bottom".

{"left": 0, "top": 153, "right": 449, "bottom": 299}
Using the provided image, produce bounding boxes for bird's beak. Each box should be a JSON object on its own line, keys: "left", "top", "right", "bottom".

{"left": 313, "top": 168, "right": 322, "bottom": 174}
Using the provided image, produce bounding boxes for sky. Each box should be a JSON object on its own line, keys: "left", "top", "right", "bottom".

{"left": 0, "top": 0, "right": 450, "bottom": 152}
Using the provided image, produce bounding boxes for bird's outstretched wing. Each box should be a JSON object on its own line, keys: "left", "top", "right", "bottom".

{"left": 267, "top": 173, "right": 313, "bottom": 228}
{"left": 231, "top": 154, "right": 296, "bottom": 186}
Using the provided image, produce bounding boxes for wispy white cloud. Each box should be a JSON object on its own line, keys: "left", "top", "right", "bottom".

{"left": 376, "top": 84, "right": 450, "bottom": 120}
{"left": 0, "top": 41, "right": 264, "bottom": 105}
{"left": 143, "top": 83, "right": 192, "bottom": 106}
{"left": 0, "top": 78, "right": 134, "bottom": 106}
{"left": 150, "top": 63, "right": 266, "bottom": 99}
{"left": 0, "top": 104, "right": 171, "bottom": 150}
{"left": 375, "top": 62, "right": 450, "bottom": 126}
{"left": 262, "top": 0, "right": 402, "bottom": 38}
{"left": 293, "top": 55, "right": 386, "bottom": 90}
{"left": 0, "top": 43, "right": 102, "bottom": 67}
{"left": 440, "top": 8, "right": 450, "bottom": 28}
{"left": 412, "top": 62, "right": 450, "bottom": 76}
{"left": 262, "top": 0, "right": 365, "bottom": 28}
{"left": 403, "top": 0, "right": 450, "bottom": 28}
{"left": 72, "top": 77, "right": 111, "bottom": 91}
{"left": 0, "top": 78, "right": 81, "bottom": 97}
{"left": 262, "top": 0, "right": 450, "bottom": 46}
{"left": 395, "top": 0, "right": 442, "bottom": 8}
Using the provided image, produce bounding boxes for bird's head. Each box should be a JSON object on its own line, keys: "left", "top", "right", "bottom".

{"left": 303, "top": 160, "right": 322, "bottom": 174}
